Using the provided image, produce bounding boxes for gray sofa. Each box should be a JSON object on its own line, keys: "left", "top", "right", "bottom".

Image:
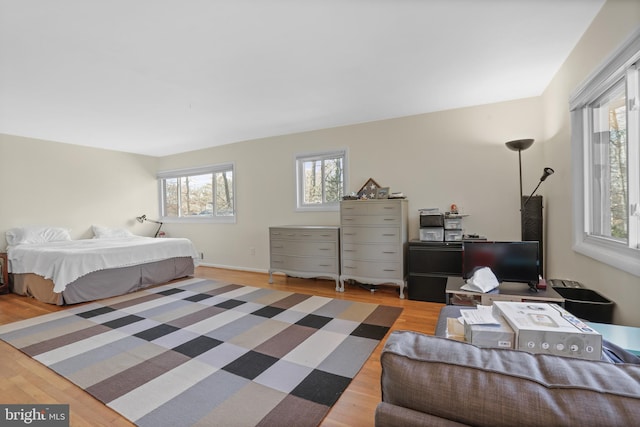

{"left": 376, "top": 331, "right": 640, "bottom": 427}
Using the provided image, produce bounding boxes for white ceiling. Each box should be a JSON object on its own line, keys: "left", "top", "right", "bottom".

{"left": 0, "top": 0, "right": 605, "bottom": 157}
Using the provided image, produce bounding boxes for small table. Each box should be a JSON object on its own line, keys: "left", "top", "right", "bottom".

{"left": 445, "top": 277, "right": 564, "bottom": 306}
{"left": 586, "top": 322, "right": 640, "bottom": 356}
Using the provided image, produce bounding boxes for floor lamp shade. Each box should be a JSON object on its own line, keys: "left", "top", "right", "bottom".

{"left": 522, "top": 195, "right": 543, "bottom": 276}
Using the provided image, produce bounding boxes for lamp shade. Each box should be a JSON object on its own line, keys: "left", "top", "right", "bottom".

{"left": 505, "top": 138, "right": 534, "bottom": 151}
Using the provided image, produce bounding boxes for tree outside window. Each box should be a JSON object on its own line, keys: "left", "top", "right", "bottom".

{"left": 159, "top": 164, "right": 234, "bottom": 222}
{"left": 296, "top": 150, "right": 347, "bottom": 210}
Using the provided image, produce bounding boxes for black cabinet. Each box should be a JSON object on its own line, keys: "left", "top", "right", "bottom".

{"left": 408, "top": 241, "right": 462, "bottom": 303}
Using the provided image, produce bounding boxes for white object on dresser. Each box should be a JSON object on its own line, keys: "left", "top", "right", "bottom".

{"left": 268, "top": 226, "right": 341, "bottom": 290}
{"left": 340, "top": 199, "right": 409, "bottom": 298}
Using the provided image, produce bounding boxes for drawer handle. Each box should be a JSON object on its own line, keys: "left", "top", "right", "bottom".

{"left": 319, "top": 248, "right": 330, "bottom": 251}
{"left": 302, "top": 233, "right": 312, "bottom": 236}
{"left": 273, "top": 245, "right": 284, "bottom": 249}
{"left": 318, "top": 264, "right": 331, "bottom": 267}
{"left": 272, "top": 232, "right": 281, "bottom": 235}
{"left": 343, "top": 218, "right": 354, "bottom": 221}
{"left": 383, "top": 269, "right": 397, "bottom": 272}
{"left": 383, "top": 207, "right": 394, "bottom": 209}
{"left": 344, "top": 232, "right": 356, "bottom": 236}
{"left": 383, "top": 218, "right": 396, "bottom": 221}
{"left": 320, "top": 234, "right": 331, "bottom": 237}
{"left": 345, "top": 266, "right": 356, "bottom": 269}
{"left": 382, "top": 234, "right": 396, "bottom": 236}
{"left": 382, "top": 251, "right": 397, "bottom": 254}
{"left": 344, "top": 249, "right": 355, "bottom": 252}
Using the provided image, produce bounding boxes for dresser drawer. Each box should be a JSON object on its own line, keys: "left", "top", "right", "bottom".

{"left": 342, "top": 243, "right": 402, "bottom": 262}
{"left": 341, "top": 201, "right": 401, "bottom": 216}
{"left": 270, "top": 255, "right": 339, "bottom": 274}
{"left": 340, "top": 214, "right": 402, "bottom": 226}
{"left": 341, "top": 259, "right": 403, "bottom": 279}
{"left": 341, "top": 226, "right": 400, "bottom": 244}
{"left": 270, "top": 240, "right": 337, "bottom": 257}
{"left": 270, "top": 227, "right": 338, "bottom": 242}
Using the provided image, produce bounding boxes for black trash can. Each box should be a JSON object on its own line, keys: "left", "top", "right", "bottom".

{"left": 552, "top": 287, "right": 614, "bottom": 324}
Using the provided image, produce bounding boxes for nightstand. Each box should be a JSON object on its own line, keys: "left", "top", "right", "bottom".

{"left": 0, "top": 252, "right": 8, "bottom": 294}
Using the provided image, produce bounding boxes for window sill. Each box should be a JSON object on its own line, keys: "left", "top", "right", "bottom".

{"left": 295, "top": 204, "right": 340, "bottom": 213}
{"left": 573, "top": 235, "right": 640, "bottom": 277}
{"left": 161, "top": 216, "right": 236, "bottom": 224}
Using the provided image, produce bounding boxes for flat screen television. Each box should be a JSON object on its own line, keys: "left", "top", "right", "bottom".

{"left": 462, "top": 241, "right": 540, "bottom": 289}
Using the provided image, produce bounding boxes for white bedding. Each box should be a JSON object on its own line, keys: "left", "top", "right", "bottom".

{"left": 7, "top": 237, "right": 200, "bottom": 293}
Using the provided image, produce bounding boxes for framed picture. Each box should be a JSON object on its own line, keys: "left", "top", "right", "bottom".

{"left": 357, "top": 177, "right": 381, "bottom": 199}
{"left": 375, "top": 187, "right": 390, "bottom": 199}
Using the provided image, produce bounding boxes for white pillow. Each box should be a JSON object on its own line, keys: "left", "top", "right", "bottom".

{"left": 91, "top": 225, "right": 134, "bottom": 239}
{"left": 6, "top": 226, "right": 72, "bottom": 246}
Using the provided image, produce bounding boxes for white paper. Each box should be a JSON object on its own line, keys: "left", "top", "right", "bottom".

{"left": 460, "top": 267, "right": 499, "bottom": 293}
{"left": 459, "top": 305, "right": 501, "bottom": 325}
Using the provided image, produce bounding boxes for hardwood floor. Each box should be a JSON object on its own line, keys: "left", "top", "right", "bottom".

{"left": 0, "top": 267, "right": 444, "bottom": 426}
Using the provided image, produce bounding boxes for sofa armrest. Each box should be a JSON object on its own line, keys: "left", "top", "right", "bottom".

{"left": 380, "top": 331, "right": 640, "bottom": 427}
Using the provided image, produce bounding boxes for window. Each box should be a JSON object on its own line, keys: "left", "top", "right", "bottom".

{"left": 295, "top": 150, "right": 348, "bottom": 211}
{"left": 158, "top": 163, "right": 235, "bottom": 223}
{"left": 570, "top": 29, "right": 640, "bottom": 276}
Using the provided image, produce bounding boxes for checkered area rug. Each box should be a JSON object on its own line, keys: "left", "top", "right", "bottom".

{"left": 0, "top": 278, "right": 402, "bottom": 426}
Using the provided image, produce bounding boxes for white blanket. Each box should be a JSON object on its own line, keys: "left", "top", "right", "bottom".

{"left": 8, "top": 237, "right": 200, "bottom": 293}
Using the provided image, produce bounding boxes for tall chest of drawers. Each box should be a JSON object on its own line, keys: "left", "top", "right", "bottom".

{"left": 340, "top": 199, "right": 408, "bottom": 298}
{"left": 268, "top": 226, "right": 340, "bottom": 290}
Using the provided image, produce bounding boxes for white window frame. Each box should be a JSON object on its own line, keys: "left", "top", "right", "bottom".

{"left": 570, "top": 28, "right": 640, "bottom": 277}
{"left": 157, "top": 163, "right": 236, "bottom": 224}
{"left": 295, "top": 149, "right": 348, "bottom": 212}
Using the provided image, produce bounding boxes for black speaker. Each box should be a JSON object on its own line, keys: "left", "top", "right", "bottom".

{"left": 521, "top": 195, "right": 543, "bottom": 276}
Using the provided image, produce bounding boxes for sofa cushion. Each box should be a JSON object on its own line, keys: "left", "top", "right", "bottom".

{"left": 380, "top": 331, "right": 640, "bottom": 427}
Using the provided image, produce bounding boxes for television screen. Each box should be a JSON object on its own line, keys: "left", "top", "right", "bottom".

{"left": 462, "top": 241, "right": 539, "bottom": 285}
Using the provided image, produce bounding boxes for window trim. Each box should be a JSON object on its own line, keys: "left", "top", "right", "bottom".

{"left": 157, "top": 162, "right": 236, "bottom": 224}
{"left": 570, "top": 27, "right": 640, "bottom": 277}
{"left": 294, "top": 149, "right": 348, "bottom": 212}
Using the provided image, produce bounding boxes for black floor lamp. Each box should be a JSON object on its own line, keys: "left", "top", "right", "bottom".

{"left": 505, "top": 139, "right": 554, "bottom": 276}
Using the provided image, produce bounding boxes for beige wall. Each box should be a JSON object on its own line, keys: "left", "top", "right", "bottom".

{"left": 542, "top": 0, "right": 640, "bottom": 326}
{"left": 158, "top": 96, "right": 544, "bottom": 275}
{"left": 1, "top": 0, "right": 638, "bottom": 325}
{"left": 0, "top": 134, "right": 159, "bottom": 242}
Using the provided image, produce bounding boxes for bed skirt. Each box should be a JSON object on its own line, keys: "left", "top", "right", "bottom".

{"left": 11, "top": 257, "right": 195, "bottom": 305}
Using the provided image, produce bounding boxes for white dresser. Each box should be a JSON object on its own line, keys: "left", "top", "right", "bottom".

{"left": 268, "top": 226, "right": 340, "bottom": 289}
{"left": 340, "top": 199, "right": 409, "bottom": 298}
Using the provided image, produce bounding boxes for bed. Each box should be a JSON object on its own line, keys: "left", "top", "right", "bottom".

{"left": 6, "top": 226, "right": 200, "bottom": 305}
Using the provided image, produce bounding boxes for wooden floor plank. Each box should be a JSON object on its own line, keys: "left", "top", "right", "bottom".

{"left": 0, "top": 267, "right": 443, "bottom": 426}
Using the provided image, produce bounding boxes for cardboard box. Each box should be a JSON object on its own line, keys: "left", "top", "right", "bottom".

{"left": 493, "top": 301, "right": 602, "bottom": 360}
{"left": 464, "top": 314, "right": 515, "bottom": 349}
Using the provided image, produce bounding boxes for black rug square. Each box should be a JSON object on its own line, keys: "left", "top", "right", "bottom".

{"left": 76, "top": 306, "right": 116, "bottom": 318}
{"left": 252, "top": 305, "right": 285, "bottom": 318}
{"left": 103, "top": 314, "right": 145, "bottom": 329}
{"left": 290, "top": 369, "right": 352, "bottom": 407}
{"left": 216, "top": 299, "right": 246, "bottom": 310}
{"left": 222, "top": 350, "right": 279, "bottom": 380}
{"left": 296, "top": 314, "right": 332, "bottom": 329}
{"left": 158, "top": 288, "right": 186, "bottom": 296}
{"left": 134, "top": 324, "right": 181, "bottom": 341}
{"left": 184, "top": 293, "right": 214, "bottom": 302}
{"left": 172, "top": 336, "right": 222, "bottom": 358}
{"left": 351, "top": 323, "right": 391, "bottom": 340}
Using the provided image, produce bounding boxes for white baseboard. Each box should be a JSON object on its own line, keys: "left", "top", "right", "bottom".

{"left": 197, "top": 262, "right": 269, "bottom": 274}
